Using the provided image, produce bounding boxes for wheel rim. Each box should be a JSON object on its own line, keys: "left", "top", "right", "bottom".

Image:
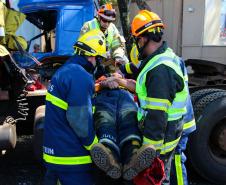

{"left": 209, "top": 119, "right": 226, "bottom": 165}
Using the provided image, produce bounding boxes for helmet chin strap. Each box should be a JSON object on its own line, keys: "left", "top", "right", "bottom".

{"left": 93, "top": 57, "right": 106, "bottom": 79}
{"left": 136, "top": 37, "right": 150, "bottom": 60}
{"left": 100, "top": 27, "right": 107, "bottom": 32}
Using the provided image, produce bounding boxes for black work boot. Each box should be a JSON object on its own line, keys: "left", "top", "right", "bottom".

{"left": 122, "top": 141, "right": 156, "bottom": 181}
{"left": 90, "top": 143, "right": 122, "bottom": 179}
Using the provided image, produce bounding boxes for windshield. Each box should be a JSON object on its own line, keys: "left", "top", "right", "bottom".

{"left": 16, "top": 20, "right": 41, "bottom": 52}
{"left": 203, "top": 0, "right": 226, "bottom": 45}
{"left": 16, "top": 10, "right": 57, "bottom": 53}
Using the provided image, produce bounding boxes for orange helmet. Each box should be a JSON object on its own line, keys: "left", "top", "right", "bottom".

{"left": 98, "top": 3, "right": 116, "bottom": 21}
{"left": 131, "top": 10, "right": 164, "bottom": 37}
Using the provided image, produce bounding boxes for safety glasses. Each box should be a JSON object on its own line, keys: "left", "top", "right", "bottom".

{"left": 104, "top": 10, "right": 116, "bottom": 17}
{"left": 100, "top": 17, "right": 112, "bottom": 23}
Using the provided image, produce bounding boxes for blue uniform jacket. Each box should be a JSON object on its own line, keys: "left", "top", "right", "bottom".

{"left": 43, "top": 55, "right": 97, "bottom": 171}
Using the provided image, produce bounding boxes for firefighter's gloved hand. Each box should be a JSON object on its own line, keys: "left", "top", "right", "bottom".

{"left": 133, "top": 157, "right": 165, "bottom": 185}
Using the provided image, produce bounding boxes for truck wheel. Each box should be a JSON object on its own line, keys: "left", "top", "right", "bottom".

{"left": 191, "top": 88, "right": 225, "bottom": 105}
{"left": 187, "top": 91, "right": 226, "bottom": 184}
{"left": 33, "top": 105, "right": 45, "bottom": 163}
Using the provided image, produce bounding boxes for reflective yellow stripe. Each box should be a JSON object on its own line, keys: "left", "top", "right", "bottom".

{"left": 89, "top": 19, "right": 99, "bottom": 29}
{"left": 143, "top": 136, "right": 163, "bottom": 149}
{"left": 146, "top": 97, "right": 171, "bottom": 106}
{"left": 84, "top": 136, "right": 98, "bottom": 151}
{"left": 160, "top": 137, "right": 180, "bottom": 154}
{"left": 43, "top": 153, "right": 92, "bottom": 165}
{"left": 125, "top": 63, "right": 132, "bottom": 74}
{"left": 141, "top": 97, "right": 171, "bottom": 112}
{"left": 144, "top": 136, "right": 180, "bottom": 154}
{"left": 183, "top": 119, "right": 196, "bottom": 130}
{"left": 144, "top": 104, "right": 167, "bottom": 112}
{"left": 175, "top": 154, "right": 184, "bottom": 185}
{"left": 46, "top": 92, "right": 68, "bottom": 110}
{"left": 167, "top": 108, "right": 187, "bottom": 121}
{"left": 184, "top": 75, "right": 188, "bottom": 82}
{"left": 111, "top": 39, "right": 120, "bottom": 47}
{"left": 92, "top": 106, "right": 96, "bottom": 113}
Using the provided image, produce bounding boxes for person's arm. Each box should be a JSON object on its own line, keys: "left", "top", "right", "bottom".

{"left": 99, "top": 73, "right": 136, "bottom": 92}
{"left": 116, "top": 77, "right": 136, "bottom": 92}
{"left": 119, "top": 62, "right": 139, "bottom": 79}
{"left": 65, "top": 66, "right": 97, "bottom": 151}
{"left": 110, "top": 24, "right": 128, "bottom": 64}
{"left": 182, "top": 92, "right": 196, "bottom": 133}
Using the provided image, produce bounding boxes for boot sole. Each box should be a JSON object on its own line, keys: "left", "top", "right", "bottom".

{"left": 123, "top": 146, "right": 156, "bottom": 180}
{"left": 90, "top": 144, "right": 121, "bottom": 179}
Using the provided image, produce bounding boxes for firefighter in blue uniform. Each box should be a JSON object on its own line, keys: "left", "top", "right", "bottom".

{"left": 43, "top": 29, "right": 107, "bottom": 185}
{"left": 170, "top": 60, "right": 196, "bottom": 185}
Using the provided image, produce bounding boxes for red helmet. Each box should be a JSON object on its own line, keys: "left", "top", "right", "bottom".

{"left": 98, "top": 3, "right": 116, "bottom": 21}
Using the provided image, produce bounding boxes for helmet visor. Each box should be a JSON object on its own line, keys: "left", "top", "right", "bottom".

{"left": 74, "top": 42, "right": 96, "bottom": 56}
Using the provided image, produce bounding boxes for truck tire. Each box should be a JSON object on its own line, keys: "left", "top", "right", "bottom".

{"left": 191, "top": 88, "right": 225, "bottom": 105}
{"left": 33, "top": 105, "right": 45, "bottom": 163}
{"left": 187, "top": 91, "right": 226, "bottom": 184}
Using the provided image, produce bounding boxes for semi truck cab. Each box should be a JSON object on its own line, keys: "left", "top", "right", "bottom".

{"left": 0, "top": 0, "right": 96, "bottom": 156}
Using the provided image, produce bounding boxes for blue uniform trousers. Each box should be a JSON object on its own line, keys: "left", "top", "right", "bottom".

{"left": 170, "top": 134, "right": 188, "bottom": 185}
{"left": 94, "top": 89, "right": 141, "bottom": 153}
{"left": 44, "top": 168, "right": 95, "bottom": 185}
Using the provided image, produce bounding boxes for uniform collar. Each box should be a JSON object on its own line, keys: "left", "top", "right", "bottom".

{"left": 139, "top": 41, "right": 168, "bottom": 72}
{"left": 68, "top": 55, "right": 95, "bottom": 74}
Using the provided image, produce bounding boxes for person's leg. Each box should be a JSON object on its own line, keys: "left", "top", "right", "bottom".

{"left": 91, "top": 90, "right": 121, "bottom": 179}
{"left": 117, "top": 90, "right": 156, "bottom": 180}
{"left": 160, "top": 150, "right": 175, "bottom": 185}
{"left": 170, "top": 135, "right": 189, "bottom": 185}
{"left": 117, "top": 90, "right": 141, "bottom": 166}
{"left": 91, "top": 142, "right": 121, "bottom": 179}
{"left": 43, "top": 168, "right": 58, "bottom": 185}
{"left": 117, "top": 90, "right": 141, "bottom": 148}
{"left": 122, "top": 144, "right": 156, "bottom": 181}
{"left": 94, "top": 90, "right": 118, "bottom": 151}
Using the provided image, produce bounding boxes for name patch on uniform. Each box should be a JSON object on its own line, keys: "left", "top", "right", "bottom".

{"left": 43, "top": 146, "right": 54, "bottom": 155}
{"left": 48, "top": 84, "right": 54, "bottom": 92}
